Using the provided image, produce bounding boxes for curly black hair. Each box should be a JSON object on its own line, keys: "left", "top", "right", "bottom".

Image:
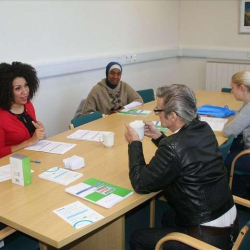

{"left": 0, "top": 62, "right": 39, "bottom": 110}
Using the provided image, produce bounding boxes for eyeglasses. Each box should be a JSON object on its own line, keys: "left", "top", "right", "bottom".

{"left": 153, "top": 108, "right": 164, "bottom": 115}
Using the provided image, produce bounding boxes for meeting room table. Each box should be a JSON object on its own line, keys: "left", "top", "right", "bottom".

{"left": 0, "top": 90, "right": 242, "bottom": 250}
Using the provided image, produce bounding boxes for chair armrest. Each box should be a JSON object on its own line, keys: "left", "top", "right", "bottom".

{"left": 0, "top": 226, "right": 16, "bottom": 240}
{"left": 233, "top": 195, "right": 250, "bottom": 209}
{"left": 229, "top": 149, "right": 250, "bottom": 189}
{"left": 155, "top": 232, "right": 219, "bottom": 250}
{"left": 233, "top": 224, "right": 249, "bottom": 250}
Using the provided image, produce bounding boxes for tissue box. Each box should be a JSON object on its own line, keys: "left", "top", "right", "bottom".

{"left": 10, "top": 154, "right": 32, "bottom": 186}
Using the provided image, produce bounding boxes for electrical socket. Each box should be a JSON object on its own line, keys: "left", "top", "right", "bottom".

{"left": 132, "top": 54, "right": 137, "bottom": 62}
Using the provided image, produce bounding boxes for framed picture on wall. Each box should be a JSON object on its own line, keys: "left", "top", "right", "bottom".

{"left": 239, "top": 0, "right": 250, "bottom": 33}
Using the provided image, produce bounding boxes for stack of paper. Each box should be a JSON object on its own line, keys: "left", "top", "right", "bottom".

{"left": 65, "top": 178, "right": 133, "bottom": 208}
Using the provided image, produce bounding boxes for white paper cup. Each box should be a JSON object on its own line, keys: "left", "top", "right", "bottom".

{"left": 100, "top": 132, "right": 115, "bottom": 147}
{"left": 129, "top": 121, "right": 145, "bottom": 140}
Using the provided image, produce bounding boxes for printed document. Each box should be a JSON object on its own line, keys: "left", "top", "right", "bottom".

{"left": 200, "top": 117, "right": 228, "bottom": 131}
{"left": 0, "top": 165, "right": 34, "bottom": 183}
{"left": 0, "top": 165, "right": 11, "bottom": 182}
{"left": 25, "top": 140, "right": 76, "bottom": 154}
{"left": 124, "top": 101, "right": 142, "bottom": 109}
{"left": 151, "top": 121, "right": 168, "bottom": 132}
{"left": 67, "top": 130, "right": 105, "bottom": 142}
{"left": 39, "top": 167, "right": 83, "bottom": 185}
{"left": 54, "top": 201, "right": 104, "bottom": 229}
{"left": 118, "top": 109, "right": 151, "bottom": 116}
{"left": 65, "top": 178, "right": 133, "bottom": 208}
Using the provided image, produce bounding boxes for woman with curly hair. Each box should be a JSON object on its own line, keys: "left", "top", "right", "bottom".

{"left": 0, "top": 62, "right": 45, "bottom": 158}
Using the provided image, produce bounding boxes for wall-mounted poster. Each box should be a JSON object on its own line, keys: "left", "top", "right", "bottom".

{"left": 239, "top": 0, "right": 250, "bottom": 33}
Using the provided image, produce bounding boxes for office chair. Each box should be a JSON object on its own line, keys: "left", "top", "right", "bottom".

{"left": 70, "top": 111, "right": 103, "bottom": 129}
{"left": 221, "top": 87, "right": 232, "bottom": 93}
{"left": 155, "top": 195, "right": 250, "bottom": 250}
{"left": 137, "top": 89, "right": 155, "bottom": 103}
{"left": 73, "top": 99, "right": 86, "bottom": 119}
{"left": 0, "top": 226, "right": 38, "bottom": 250}
{"left": 219, "top": 134, "right": 235, "bottom": 162}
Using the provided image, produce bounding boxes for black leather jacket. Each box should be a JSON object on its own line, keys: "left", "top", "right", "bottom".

{"left": 128, "top": 119, "right": 234, "bottom": 226}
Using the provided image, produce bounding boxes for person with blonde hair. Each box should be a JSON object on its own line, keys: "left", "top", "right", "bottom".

{"left": 223, "top": 71, "right": 250, "bottom": 198}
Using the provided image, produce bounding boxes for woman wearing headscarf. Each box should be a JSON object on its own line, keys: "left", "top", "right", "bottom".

{"left": 81, "top": 62, "right": 143, "bottom": 115}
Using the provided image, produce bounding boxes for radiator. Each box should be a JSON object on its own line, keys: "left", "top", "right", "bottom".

{"left": 206, "top": 61, "right": 250, "bottom": 91}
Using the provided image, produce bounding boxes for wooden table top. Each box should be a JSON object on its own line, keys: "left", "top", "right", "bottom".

{"left": 0, "top": 90, "right": 242, "bottom": 248}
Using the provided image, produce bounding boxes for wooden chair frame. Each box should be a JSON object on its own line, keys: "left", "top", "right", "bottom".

{"left": 0, "top": 226, "right": 16, "bottom": 241}
{"left": 155, "top": 196, "right": 250, "bottom": 250}
{"left": 229, "top": 149, "right": 250, "bottom": 190}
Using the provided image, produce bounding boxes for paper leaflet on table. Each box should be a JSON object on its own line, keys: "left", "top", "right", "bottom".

{"left": 118, "top": 109, "right": 151, "bottom": 116}
{"left": 0, "top": 164, "right": 34, "bottom": 183}
{"left": 123, "top": 101, "right": 142, "bottom": 109}
{"left": 132, "top": 120, "right": 167, "bottom": 132}
{"left": 65, "top": 178, "right": 133, "bottom": 208}
{"left": 53, "top": 201, "right": 104, "bottom": 229}
{"left": 200, "top": 117, "right": 228, "bottom": 131}
{"left": 39, "top": 167, "right": 83, "bottom": 185}
{"left": 67, "top": 130, "right": 112, "bottom": 142}
{"left": 25, "top": 140, "right": 76, "bottom": 154}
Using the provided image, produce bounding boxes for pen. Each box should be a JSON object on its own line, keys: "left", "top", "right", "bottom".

{"left": 31, "top": 160, "right": 41, "bottom": 164}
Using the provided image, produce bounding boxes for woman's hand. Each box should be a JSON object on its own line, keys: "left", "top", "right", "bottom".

{"left": 32, "top": 121, "right": 45, "bottom": 131}
{"left": 124, "top": 123, "right": 140, "bottom": 143}
{"left": 28, "top": 121, "right": 46, "bottom": 145}
{"left": 144, "top": 121, "right": 162, "bottom": 140}
{"left": 11, "top": 121, "right": 46, "bottom": 153}
{"left": 28, "top": 129, "right": 45, "bottom": 145}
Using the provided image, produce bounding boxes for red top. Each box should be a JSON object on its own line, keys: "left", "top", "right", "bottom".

{"left": 0, "top": 102, "right": 37, "bottom": 158}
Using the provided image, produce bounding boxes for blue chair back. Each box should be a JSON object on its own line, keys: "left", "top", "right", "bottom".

{"left": 137, "top": 89, "right": 155, "bottom": 103}
{"left": 219, "top": 134, "right": 234, "bottom": 162}
{"left": 71, "top": 111, "right": 102, "bottom": 128}
{"left": 221, "top": 87, "right": 232, "bottom": 93}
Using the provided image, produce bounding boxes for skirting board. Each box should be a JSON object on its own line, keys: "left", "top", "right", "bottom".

{"left": 35, "top": 47, "right": 250, "bottom": 79}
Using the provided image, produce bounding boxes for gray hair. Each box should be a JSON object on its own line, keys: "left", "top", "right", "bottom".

{"left": 156, "top": 84, "right": 197, "bottom": 124}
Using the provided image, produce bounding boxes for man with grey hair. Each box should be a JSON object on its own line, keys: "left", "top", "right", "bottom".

{"left": 125, "top": 84, "right": 238, "bottom": 250}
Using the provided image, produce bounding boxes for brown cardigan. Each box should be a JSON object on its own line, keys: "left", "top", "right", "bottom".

{"left": 81, "top": 79, "right": 143, "bottom": 115}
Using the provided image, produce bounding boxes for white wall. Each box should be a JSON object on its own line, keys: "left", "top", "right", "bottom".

{"left": 33, "top": 58, "right": 178, "bottom": 136}
{"left": 0, "top": 1, "right": 179, "bottom": 63}
{"left": 178, "top": 0, "right": 250, "bottom": 89}
{"left": 4, "top": 1, "right": 250, "bottom": 137}
{"left": 0, "top": 1, "right": 180, "bottom": 136}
